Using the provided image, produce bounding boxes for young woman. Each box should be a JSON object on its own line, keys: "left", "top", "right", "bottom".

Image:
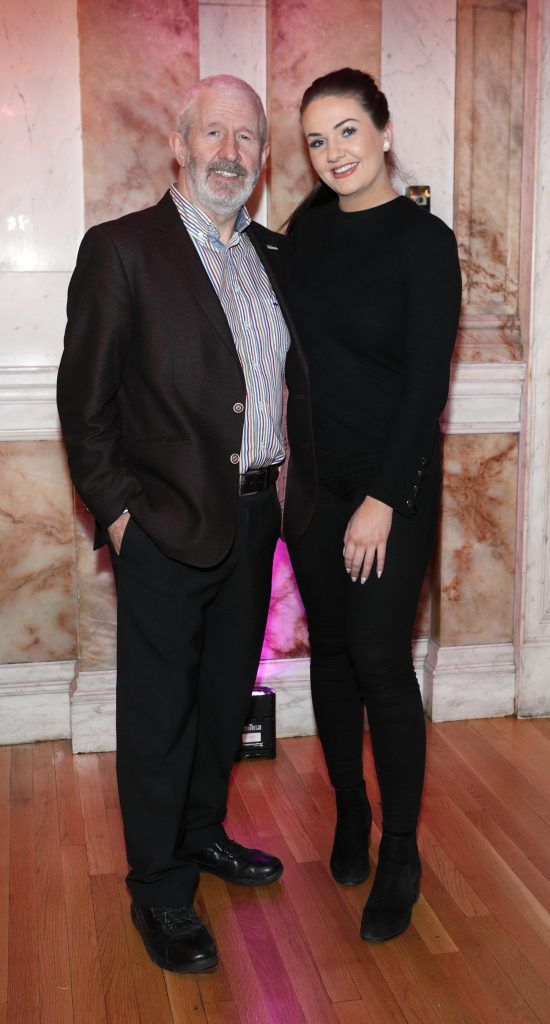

{"left": 285, "top": 68, "right": 462, "bottom": 942}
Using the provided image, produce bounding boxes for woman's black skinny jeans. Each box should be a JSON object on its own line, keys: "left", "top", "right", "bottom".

{"left": 288, "top": 445, "right": 440, "bottom": 835}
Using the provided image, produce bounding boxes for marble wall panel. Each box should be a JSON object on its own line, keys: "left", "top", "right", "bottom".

{"left": 454, "top": 0, "right": 527, "bottom": 361}
{"left": 74, "top": 500, "right": 117, "bottom": 673}
{"left": 433, "top": 433, "right": 518, "bottom": 647}
{"left": 0, "top": 0, "right": 84, "bottom": 273}
{"left": 268, "top": 0, "right": 381, "bottom": 230}
{"left": 0, "top": 441, "right": 77, "bottom": 664}
{"left": 381, "top": 0, "right": 457, "bottom": 226}
{"left": 198, "top": 0, "right": 268, "bottom": 223}
{"left": 78, "top": 0, "right": 199, "bottom": 227}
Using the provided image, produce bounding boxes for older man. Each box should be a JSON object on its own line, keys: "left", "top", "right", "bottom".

{"left": 57, "top": 76, "right": 315, "bottom": 973}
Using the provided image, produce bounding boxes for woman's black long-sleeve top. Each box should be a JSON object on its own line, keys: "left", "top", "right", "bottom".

{"left": 286, "top": 195, "right": 462, "bottom": 516}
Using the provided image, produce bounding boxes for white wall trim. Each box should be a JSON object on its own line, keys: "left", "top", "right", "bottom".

{"left": 0, "top": 660, "right": 74, "bottom": 744}
{"left": 442, "top": 361, "right": 526, "bottom": 434}
{"left": 0, "top": 366, "right": 60, "bottom": 440}
{"left": 423, "top": 640, "right": 516, "bottom": 722}
{"left": 71, "top": 641, "right": 432, "bottom": 753}
{"left": 0, "top": 362, "right": 526, "bottom": 443}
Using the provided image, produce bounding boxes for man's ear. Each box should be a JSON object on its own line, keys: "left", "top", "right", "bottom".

{"left": 260, "top": 141, "right": 270, "bottom": 172}
{"left": 169, "top": 131, "right": 185, "bottom": 167}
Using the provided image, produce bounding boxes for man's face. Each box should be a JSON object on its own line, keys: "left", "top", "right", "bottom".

{"left": 172, "top": 87, "right": 268, "bottom": 220}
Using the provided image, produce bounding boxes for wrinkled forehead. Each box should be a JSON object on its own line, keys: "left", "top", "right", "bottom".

{"left": 193, "top": 86, "right": 263, "bottom": 131}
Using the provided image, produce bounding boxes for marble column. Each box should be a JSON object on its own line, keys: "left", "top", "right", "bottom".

{"left": 268, "top": 0, "right": 381, "bottom": 231}
{"left": 381, "top": 0, "right": 457, "bottom": 224}
{"left": 199, "top": 0, "right": 268, "bottom": 224}
{"left": 71, "top": 0, "right": 200, "bottom": 751}
{"left": 0, "top": 0, "right": 83, "bottom": 743}
{"left": 518, "top": 0, "right": 550, "bottom": 716}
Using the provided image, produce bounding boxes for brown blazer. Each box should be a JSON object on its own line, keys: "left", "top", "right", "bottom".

{"left": 57, "top": 191, "right": 316, "bottom": 567}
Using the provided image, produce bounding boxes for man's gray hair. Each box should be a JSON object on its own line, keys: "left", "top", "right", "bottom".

{"left": 177, "top": 75, "right": 268, "bottom": 146}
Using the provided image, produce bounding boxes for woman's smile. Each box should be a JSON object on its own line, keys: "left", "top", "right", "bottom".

{"left": 331, "top": 161, "right": 359, "bottom": 179}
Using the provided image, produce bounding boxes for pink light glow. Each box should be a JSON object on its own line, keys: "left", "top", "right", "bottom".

{"left": 261, "top": 541, "right": 309, "bottom": 661}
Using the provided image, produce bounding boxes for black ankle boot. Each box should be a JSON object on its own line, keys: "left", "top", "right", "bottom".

{"left": 360, "top": 831, "right": 421, "bottom": 942}
{"left": 330, "top": 782, "right": 372, "bottom": 885}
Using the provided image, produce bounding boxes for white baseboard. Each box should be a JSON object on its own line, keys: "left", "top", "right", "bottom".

{"left": 71, "top": 661, "right": 317, "bottom": 753}
{"left": 517, "top": 639, "right": 550, "bottom": 717}
{"left": 0, "top": 366, "right": 61, "bottom": 440}
{"left": 71, "top": 642, "right": 432, "bottom": 754}
{"left": 0, "top": 661, "right": 74, "bottom": 744}
{"left": 423, "top": 640, "right": 516, "bottom": 722}
{"left": 0, "top": 639, "right": 521, "bottom": 751}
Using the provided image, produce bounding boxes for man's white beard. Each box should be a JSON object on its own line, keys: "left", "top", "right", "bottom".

{"left": 186, "top": 155, "right": 260, "bottom": 218}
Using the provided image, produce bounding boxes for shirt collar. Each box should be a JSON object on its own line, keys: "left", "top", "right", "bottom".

{"left": 170, "top": 183, "right": 251, "bottom": 248}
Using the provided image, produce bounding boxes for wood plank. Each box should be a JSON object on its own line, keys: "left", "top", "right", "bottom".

{"left": 76, "top": 754, "right": 116, "bottom": 876}
{"left": 199, "top": 874, "right": 275, "bottom": 1024}
{"left": 98, "top": 751, "right": 120, "bottom": 811}
{"left": 421, "top": 808, "right": 550, "bottom": 986}
{"left": 62, "top": 844, "right": 108, "bottom": 1024}
{"left": 6, "top": 723, "right": 550, "bottom": 1024}
{"left": 10, "top": 744, "right": 33, "bottom": 803}
{"left": 0, "top": 749, "right": 10, "bottom": 1009}
{"left": 255, "top": 870, "right": 341, "bottom": 1024}
{"left": 229, "top": 885, "right": 307, "bottom": 1024}
{"left": 165, "top": 974, "right": 209, "bottom": 1024}
{"left": 409, "top": 895, "right": 459, "bottom": 955}
{"left": 334, "top": 1002, "right": 379, "bottom": 1024}
{"left": 438, "top": 721, "right": 550, "bottom": 874}
{"left": 116, "top": 875, "right": 174, "bottom": 1024}
{"left": 202, "top": 1001, "right": 241, "bottom": 1024}
{"left": 7, "top": 797, "right": 39, "bottom": 1024}
{"left": 418, "top": 828, "right": 489, "bottom": 918}
{"left": 33, "top": 742, "right": 73, "bottom": 1024}
{"left": 91, "top": 872, "right": 140, "bottom": 1024}
{"left": 54, "top": 740, "right": 86, "bottom": 848}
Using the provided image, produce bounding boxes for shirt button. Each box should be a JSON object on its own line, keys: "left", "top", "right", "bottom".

{"left": 233, "top": 402, "right": 244, "bottom": 414}
{"left": 230, "top": 453, "right": 240, "bottom": 465}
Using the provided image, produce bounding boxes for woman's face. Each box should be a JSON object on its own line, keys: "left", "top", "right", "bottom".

{"left": 302, "top": 95, "right": 391, "bottom": 209}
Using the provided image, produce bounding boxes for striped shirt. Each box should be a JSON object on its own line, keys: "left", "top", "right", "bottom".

{"left": 170, "top": 184, "right": 289, "bottom": 472}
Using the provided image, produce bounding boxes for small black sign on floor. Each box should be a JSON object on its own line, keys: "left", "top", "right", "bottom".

{"left": 236, "top": 686, "right": 276, "bottom": 760}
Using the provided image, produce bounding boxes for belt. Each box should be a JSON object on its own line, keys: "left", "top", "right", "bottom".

{"left": 238, "top": 465, "right": 280, "bottom": 496}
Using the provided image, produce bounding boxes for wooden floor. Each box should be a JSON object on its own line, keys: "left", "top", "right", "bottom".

{"left": 2, "top": 718, "right": 550, "bottom": 1023}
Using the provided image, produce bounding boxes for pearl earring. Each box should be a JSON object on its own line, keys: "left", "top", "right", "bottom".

{"left": 383, "top": 139, "right": 390, "bottom": 152}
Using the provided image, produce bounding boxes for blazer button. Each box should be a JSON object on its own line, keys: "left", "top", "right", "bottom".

{"left": 412, "top": 485, "right": 419, "bottom": 495}
{"left": 230, "top": 453, "right": 240, "bottom": 465}
{"left": 406, "top": 498, "right": 413, "bottom": 507}
{"left": 420, "top": 456, "right": 427, "bottom": 466}
{"left": 417, "top": 469, "right": 424, "bottom": 478}
{"left": 233, "top": 402, "right": 244, "bottom": 414}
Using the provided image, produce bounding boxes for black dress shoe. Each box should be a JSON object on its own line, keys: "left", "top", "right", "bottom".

{"left": 330, "top": 781, "right": 372, "bottom": 885}
{"left": 131, "top": 902, "right": 217, "bottom": 973}
{"left": 360, "top": 832, "right": 421, "bottom": 942}
{"left": 188, "top": 835, "right": 283, "bottom": 887}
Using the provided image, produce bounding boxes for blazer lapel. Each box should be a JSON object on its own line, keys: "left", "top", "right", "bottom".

{"left": 154, "top": 191, "right": 238, "bottom": 362}
{"left": 246, "top": 223, "right": 310, "bottom": 384}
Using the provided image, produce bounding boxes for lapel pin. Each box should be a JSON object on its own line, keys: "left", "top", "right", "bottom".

{"left": 266, "top": 244, "right": 279, "bottom": 251}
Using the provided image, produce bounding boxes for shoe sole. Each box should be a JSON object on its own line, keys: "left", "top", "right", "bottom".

{"left": 131, "top": 907, "right": 218, "bottom": 974}
{"left": 193, "top": 864, "right": 284, "bottom": 887}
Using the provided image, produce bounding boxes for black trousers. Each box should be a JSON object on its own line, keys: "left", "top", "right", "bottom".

{"left": 288, "top": 446, "right": 440, "bottom": 834}
{"left": 110, "top": 485, "right": 280, "bottom": 906}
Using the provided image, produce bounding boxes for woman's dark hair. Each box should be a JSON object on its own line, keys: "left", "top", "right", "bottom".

{"left": 286, "top": 68, "right": 392, "bottom": 234}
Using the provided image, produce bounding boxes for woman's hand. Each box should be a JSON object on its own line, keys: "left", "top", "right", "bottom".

{"left": 343, "top": 496, "right": 393, "bottom": 582}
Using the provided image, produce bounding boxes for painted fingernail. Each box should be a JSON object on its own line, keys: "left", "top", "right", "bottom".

{"left": 360, "top": 577, "right": 366, "bottom": 584}
{"left": 377, "top": 570, "right": 382, "bottom": 579}
{"left": 351, "top": 576, "right": 357, "bottom": 582}
{"left": 346, "top": 567, "right": 351, "bottom": 574}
